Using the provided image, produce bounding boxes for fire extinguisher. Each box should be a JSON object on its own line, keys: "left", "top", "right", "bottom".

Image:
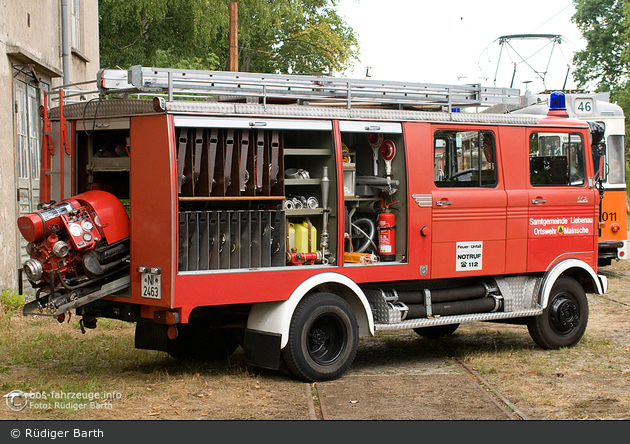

{"left": 378, "top": 201, "right": 399, "bottom": 262}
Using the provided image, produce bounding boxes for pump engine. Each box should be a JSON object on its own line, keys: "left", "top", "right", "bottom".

{"left": 18, "top": 191, "right": 130, "bottom": 315}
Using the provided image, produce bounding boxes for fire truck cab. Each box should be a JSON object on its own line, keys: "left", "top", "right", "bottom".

{"left": 19, "top": 67, "right": 608, "bottom": 382}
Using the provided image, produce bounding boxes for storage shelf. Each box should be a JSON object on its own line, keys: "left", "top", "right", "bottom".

{"left": 345, "top": 197, "right": 380, "bottom": 202}
{"left": 284, "top": 148, "right": 331, "bottom": 156}
{"left": 285, "top": 208, "right": 324, "bottom": 216}
{"left": 179, "top": 196, "right": 285, "bottom": 202}
{"left": 285, "top": 178, "right": 322, "bottom": 186}
{"left": 87, "top": 157, "right": 130, "bottom": 173}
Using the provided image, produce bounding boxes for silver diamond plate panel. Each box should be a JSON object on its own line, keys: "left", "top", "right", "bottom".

{"left": 49, "top": 99, "right": 541, "bottom": 126}
{"left": 169, "top": 101, "right": 238, "bottom": 114}
{"left": 375, "top": 308, "right": 543, "bottom": 331}
{"left": 49, "top": 99, "right": 156, "bottom": 119}
{"left": 494, "top": 276, "right": 542, "bottom": 312}
{"left": 364, "top": 288, "right": 392, "bottom": 323}
{"left": 364, "top": 288, "right": 409, "bottom": 324}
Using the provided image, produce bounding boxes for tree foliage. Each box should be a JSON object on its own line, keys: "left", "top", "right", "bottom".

{"left": 572, "top": 0, "right": 630, "bottom": 191}
{"left": 571, "top": 0, "right": 628, "bottom": 92}
{"left": 98, "top": 0, "right": 359, "bottom": 75}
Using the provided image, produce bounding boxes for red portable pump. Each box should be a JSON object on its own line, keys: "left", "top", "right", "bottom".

{"left": 378, "top": 201, "right": 399, "bottom": 261}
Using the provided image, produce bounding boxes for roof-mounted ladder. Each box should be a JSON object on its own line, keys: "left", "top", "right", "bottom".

{"left": 97, "top": 65, "right": 521, "bottom": 111}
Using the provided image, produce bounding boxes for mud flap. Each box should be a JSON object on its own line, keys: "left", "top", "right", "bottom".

{"left": 244, "top": 328, "right": 282, "bottom": 370}
{"left": 135, "top": 320, "right": 168, "bottom": 352}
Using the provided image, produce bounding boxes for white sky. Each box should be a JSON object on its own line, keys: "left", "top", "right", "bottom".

{"left": 336, "top": 0, "right": 587, "bottom": 94}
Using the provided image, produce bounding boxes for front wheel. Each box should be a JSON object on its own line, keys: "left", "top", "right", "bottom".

{"left": 282, "top": 292, "right": 359, "bottom": 382}
{"left": 527, "top": 276, "right": 588, "bottom": 349}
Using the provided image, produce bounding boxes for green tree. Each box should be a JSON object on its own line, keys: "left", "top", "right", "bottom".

{"left": 571, "top": 0, "right": 628, "bottom": 93}
{"left": 572, "top": 0, "right": 630, "bottom": 193}
{"left": 98, "top": 0, "right": 359, "bottom": 75}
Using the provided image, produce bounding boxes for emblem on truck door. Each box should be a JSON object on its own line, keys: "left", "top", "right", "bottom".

{"left": 577, "top": 196, "right": 589, "bottom": 203}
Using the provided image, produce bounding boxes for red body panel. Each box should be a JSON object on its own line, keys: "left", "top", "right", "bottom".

{"left": 525, "top": 125, "right": 598, "bottom": 272}
{"left": 430, "top": 125, "right": 507, "bottom": 279}
{"left": 94, "top": 113, "right": 598, "bottom": 321}
{"left": 124, "top": 114, "right": 176, "bottom": 312}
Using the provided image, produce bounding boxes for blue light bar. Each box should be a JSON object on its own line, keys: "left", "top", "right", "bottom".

{"left": 549, "top": 92, "right": 566, "bottom": 110}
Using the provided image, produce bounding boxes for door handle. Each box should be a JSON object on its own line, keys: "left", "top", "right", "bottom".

{"left": 532, "top": 198, "right": 546, "bottom": 204}
{"left": 436, "top": 200, "right": 452, "bottom": 206}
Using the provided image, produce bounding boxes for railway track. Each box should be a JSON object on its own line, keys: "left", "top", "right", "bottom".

{"left": 306, "top": 353, "right": 530, "bottom": 420}
{"left": 596, "top": 269, "right": 630, "bottom": 307}
{"left": 453, "top": 356, "right": 530, "bottom": 420}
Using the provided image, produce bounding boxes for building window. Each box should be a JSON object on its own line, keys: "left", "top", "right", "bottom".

{"left": 15, "top": 82, "right": 40, "bottom": 181}
{"left": 71, "top": 0, "right": 81, "bottom": 51}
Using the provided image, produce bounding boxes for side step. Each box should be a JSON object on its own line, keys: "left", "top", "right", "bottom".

{"left": 374, "top": 308, "right": 543, "bottom": 331}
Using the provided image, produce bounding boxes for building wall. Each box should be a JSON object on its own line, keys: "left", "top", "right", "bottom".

{"left": 0, "top": 0, "right": 99, "bottom": 291}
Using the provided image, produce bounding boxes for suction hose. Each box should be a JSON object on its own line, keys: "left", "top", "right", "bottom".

{"left": 351, "top": 218, "right": 377, "bottom": 253}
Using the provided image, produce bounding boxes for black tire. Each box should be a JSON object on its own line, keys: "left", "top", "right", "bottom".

{"left": 282, "top": 292, "right": 359, "bottom": 382}
{"left": 527, "top": 276, "right": 588, "bottom": 350}
{"left": 413, "top": 323, "right": 460, "bottom": 339}
{"left": 167, "top": 321, "right": 239, "bottom": 361}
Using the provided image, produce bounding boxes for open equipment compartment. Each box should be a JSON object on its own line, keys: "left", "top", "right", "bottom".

{"left": 175, "top": 118, "right": 337, "bottom": 272}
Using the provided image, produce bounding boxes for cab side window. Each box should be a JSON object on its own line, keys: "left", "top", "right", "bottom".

{"left": 434, "top": 130, "right": 497, "bottom": 188}
{"left": 529, "top": 132, "right": 585, "bottom": 186}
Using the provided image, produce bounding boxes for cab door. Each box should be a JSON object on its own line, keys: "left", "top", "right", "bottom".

{"left": 527, "top": 130, "right": 599, "bottom": 271}
{"left": 431, "top": 126, "right": 507, "bottom": 278}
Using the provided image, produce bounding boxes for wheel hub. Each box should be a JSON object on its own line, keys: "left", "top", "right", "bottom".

{"left": 311, "top": 329, "right": 328, "bottom": 346}
{"left": 550, "top": 294, "right": 579, "bottom": 334}
{"left": 307, "top": 315, "right": 345, "bottom": 365}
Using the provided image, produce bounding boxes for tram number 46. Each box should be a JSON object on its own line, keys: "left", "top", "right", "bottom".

{"left": 602, "top": 212, "right": 617, "bottom": 222}
{"left": 141, "top": 273, "right": 161, "bottom": 299}
{"left": 575, "top": 98, "right": 594, "bottom": 116}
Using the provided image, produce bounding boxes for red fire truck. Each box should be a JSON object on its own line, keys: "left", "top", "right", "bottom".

{"left": 18, "top": 67, "right": 609, "bottom": 382}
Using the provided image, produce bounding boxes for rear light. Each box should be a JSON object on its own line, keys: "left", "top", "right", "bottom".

{"left": 154, "top": 310, "right": 180, "bottom": 325}
{"left": 167, "top": 326, "right": 178, "bottom": 340}
{"left": 611, "top": 223, "right": 620, "bottom": 233}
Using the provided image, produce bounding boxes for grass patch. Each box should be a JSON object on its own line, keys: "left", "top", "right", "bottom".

{"left": 0, "top": 288, "right": 25, "bottom": 329}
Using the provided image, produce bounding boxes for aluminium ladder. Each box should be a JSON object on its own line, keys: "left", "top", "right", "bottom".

{"left": 96, "top": 65, "right": 521, "bottom": 111}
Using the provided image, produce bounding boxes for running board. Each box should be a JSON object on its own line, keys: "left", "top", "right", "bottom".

{"left": 375, "top": 308, "right": 543, "bottom": 331}
{"left": 22, "top": 275, "right": 131, "bottom": 317}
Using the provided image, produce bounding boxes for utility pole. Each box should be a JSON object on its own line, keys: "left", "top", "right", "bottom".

{"left": 229, "top": 2, "right": 238, "bottom": 72}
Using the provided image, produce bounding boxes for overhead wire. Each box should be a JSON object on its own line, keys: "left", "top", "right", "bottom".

{"left": 532, "top": 2, "right": 574, "bottom": 33}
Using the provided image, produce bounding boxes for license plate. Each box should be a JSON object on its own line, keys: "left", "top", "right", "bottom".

{"left": 141, "top": 273, "right": 161, "bottom": 299}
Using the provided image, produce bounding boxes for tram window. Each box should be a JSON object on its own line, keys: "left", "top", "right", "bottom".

{"left": 607, "top": 135, "right": 626, "bottom": 185}
{"left": 434, "top": 130, "right": 496, "bottom": 188}
{"left": 529, "top": 132, "right": 585, "bottom": 186}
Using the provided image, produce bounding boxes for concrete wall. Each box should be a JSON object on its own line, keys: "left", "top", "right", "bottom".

{"left": 0, "top": 0, "right": 99, "bottom": 292}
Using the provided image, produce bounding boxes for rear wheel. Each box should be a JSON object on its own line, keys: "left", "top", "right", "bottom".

{"left": 413, "top": 323, "right": 460, "bottom": 339}
{"left": 282, "top": 292, "right": 359, "bottom": 382}
{"left": 527, "top": 276, "right": 588, "bottom": 349}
